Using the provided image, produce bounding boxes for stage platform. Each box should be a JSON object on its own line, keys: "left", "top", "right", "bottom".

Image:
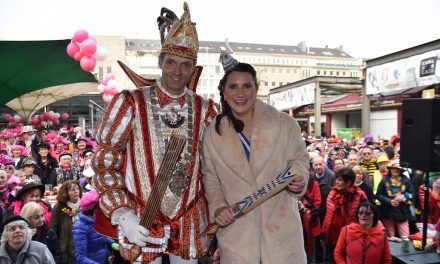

{"left": 389, "top": 241, "right": 440, "bottom": 264}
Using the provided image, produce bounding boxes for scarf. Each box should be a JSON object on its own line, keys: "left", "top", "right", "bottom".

{"left": 331, "top": 186, "right": 358, "bottom": 216}
{"left": 0, "top": 184, "right": 10, "bottom": 208}
{"left": 347, "top": 223, "right": 385, "bottom": 246}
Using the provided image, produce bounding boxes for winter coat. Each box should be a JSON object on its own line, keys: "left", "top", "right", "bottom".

{"left": 203, "top": 99, "right": 310, "bottom": 264}
{"left": 334, "top": 223, "right": 391, "bottom": 264}
{"left": 51, "top": 202, "right": 77, "bottom": 264}
{"left": 33, "top": 224, "right": 62, "bottom": 264}
{"left": 72, "top": 212, "right": 113, "bottom": 264}
{"left": 376, "top": 175, "right": 414, "bottom": 222}
{"left": 419, "top": 185, "right": 440, "bottom": 224}
{"left": 0, "top": 239, "right": 55, "bottom": 264}
{"left": 322, "top": 186, "right": 367, "bottom": 245}
{"left": 34, "top": 154, "right": 59, "bottom": 185}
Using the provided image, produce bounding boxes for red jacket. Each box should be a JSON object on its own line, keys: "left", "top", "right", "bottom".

{"left": 301, "top": 180, "right": 321, "bottom": 253}
{"left": 334, "top": 223, "right": 391, "bottom": 264}
{"left": 419, "top": 185, "right": 440, "bottom": 224}
{"left": 322, "top": 186, "right": 366, "bottom": 244}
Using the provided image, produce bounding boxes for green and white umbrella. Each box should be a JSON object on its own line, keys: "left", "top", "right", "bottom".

{"left": 0, "top": 39, "right": 98, "bottom": 119}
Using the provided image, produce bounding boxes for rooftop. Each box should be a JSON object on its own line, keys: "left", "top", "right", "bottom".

{"left": 126, "top": 39, "right": 352, "bottom": 58}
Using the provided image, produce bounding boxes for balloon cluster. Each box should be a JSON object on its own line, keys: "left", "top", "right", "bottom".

{"left": 4, "top": 114, "right": 25, "bottom": 128}
{"left": 28, "top": 111, "right": 66, "bottom": 130}
{"left": 66, "top": 29, "right": 108, "bottom": 72}
{"left": 98, "top": 74, "right": 118, "bottom": 103}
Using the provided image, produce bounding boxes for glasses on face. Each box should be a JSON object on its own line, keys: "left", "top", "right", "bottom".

{"left": 7, "top": 224, "right": 27, "bottom": 232}
{"left": 358, "top": 210, "right": 373, "bottom": 217}
{"left": 85, "top": 154, "right": 93, "bottom": 158}
{"left": 330, "top": 153, "right": 338, "bottom": 156}
{"left": 363, "top": 152, "right": 371, "bottom": 155}
{"left": 5, "top": 167, "right": 13, "bottom": 171}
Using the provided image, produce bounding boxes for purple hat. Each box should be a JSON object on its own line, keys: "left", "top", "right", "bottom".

{"left": 80, "top": 189, "right": 99, "bottom": 211}
{"left": 0, "top": 154, "right": 15, "bottom": 167}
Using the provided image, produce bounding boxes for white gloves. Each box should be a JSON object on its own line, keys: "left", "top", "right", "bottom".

{"left": 112, "top": 209, "right": 150, "bottom": 247}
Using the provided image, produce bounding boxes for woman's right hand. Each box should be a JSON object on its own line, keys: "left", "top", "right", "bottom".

{"left": 215, "top": 206, "right": 235, "bottom": 227}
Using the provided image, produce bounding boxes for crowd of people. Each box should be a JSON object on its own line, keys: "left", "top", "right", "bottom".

{"left": 1, "top": 2, "right": 439, "bottom": 264}
{"left": 0, "top": 125, "right": 125, "bottom": 263}
{"left": 302, "top": 133, "right": 440, "bottom": 263}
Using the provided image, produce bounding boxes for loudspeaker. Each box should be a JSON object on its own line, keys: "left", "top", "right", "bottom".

{"left": 400, "top": 98, "right": 440, "bottom": 171}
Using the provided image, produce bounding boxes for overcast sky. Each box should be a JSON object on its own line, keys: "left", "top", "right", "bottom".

{"left": 1, "top": 0, "right": 439, "bottom": 59}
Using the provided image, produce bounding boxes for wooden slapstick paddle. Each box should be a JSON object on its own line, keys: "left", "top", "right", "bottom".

{"left": 130, "top": 133, "right": 186, "bottom": 261}
{"left": 202, "top": 166, "right": 300, "bottom": 236}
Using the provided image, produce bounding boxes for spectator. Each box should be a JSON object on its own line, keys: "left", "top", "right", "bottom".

{"left": 0, "top": 169, "right": 12, "bottom": 215}
{"left": 333, "top": 157, "right": 345, "bottom": 172}
{"left": 34, "top": 142, "right": 58, "bottom": 186}
{"left": 326, "top": 149, "right": 338, "bottom": 171}
{"left": 419, "top": 175, "right": 440, "bottom": 224}
{"left": 321, "top": 168, "right": 367, "bottom": 263}
{"left": 50, "top": 180, "right": 82, "bottom": 264}
{"left": 21, "top": 157, "right": 41, "bottom": 184}
{"left": 301, "top": 176, "right": 322, "bottom": 262}
{"left": 0, "top": 154, "right": 22, "bottom": 191}
{"left": 376, "top": 160, "right": 414, "bottom": 237}
{"left": 21, "top": 201, "right": 61, "bottom": 263}
{"left": 18, "top": 125, "right": 42, "bottom": 158}
{"left": 50, "top": 153, "right": 80, "bottom": 187}
{"left": 347, "top": 153, "right": 359, "bottom": 169}
{"left": 372, "top": 155, "right": 390, "bottom": 194}
{"left": 334, "top": 202, "right": 391, "bottom": 264}
{"left": 353, "top": 165, "right": 375, "bottom": 203}
{"left": 0, "top": 215, "right": 55, "bottom": 264}
{"left": 72, "top": 136, "right": 87, "bottom": 168}
{"left": 10, "top": 144, "right": 27, "bottom": 168}
{"left": 73, "top": 190, "right": 115, "bottom": 264}
{"left": 359, "top": 147, "right": 378, "bottom": 183}
{"left": 6, "top": 182, "right": 52, "bottom": 225}
{"left": 312, "top": 155, "right": 336, "bottom": 262}
{"left": 51, "top": 137, "right": 68, "bottom": 162}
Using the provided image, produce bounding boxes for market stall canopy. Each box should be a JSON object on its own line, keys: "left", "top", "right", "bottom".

{"left": 0, "top": 40, "right": 98, "bottom": 119}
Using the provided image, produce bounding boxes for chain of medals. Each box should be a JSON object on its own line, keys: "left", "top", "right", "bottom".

{"left": 150, "top": 86, "right": 194, "bottom": 196}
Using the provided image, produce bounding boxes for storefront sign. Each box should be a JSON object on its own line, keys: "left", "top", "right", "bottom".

{"left": 366, "top": 49, "right": 440, "bottom": 95}
{"left": 270, "top": 83, "right": 315, "bottom": 110}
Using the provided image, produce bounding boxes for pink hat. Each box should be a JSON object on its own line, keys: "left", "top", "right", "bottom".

{"left": 10, "top": 145, "right": 27, "bottom": 156}
{"left": 80, "top": 189, "right": 99, "bottom": 211}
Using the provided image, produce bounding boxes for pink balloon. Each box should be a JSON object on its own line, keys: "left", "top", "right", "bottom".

{"left": 80, "top": 56, "right": 96, "bottom": 72}
{"left": 74, "top": 51, "right": 84, "bottom": 61}
{"left": 62, "top": 113, "right": 69, "bottom": 120}
{"left": 73, "top": 29, "right": 89, "bottom": 43}
{"left": 66, "top": 42, "right": 80, "bottom": 58}
{"left": 39, "top": 115, "right": 45, "bottom": 121}
{"left": 88, "top": 36, "right": 97, "bottom": 44}
{"left": 81, "top": 39, "right": 97, "bottom": 56}
{"left": 105, "top": 73, "right": 115, "bottom": 81}
{"left": 54, "top": 119, "right": 60, "bottom": 125}
{"left": 103, "top": 94, "right": 114, "bottom": 103}
{"left": 5, "top": 114, "right": 12, "bottom": 120}
{"left": 19, "top": 117, "right": 25, "bottom": 123}
{"left": 109, "top": 88, "right": 118, "bottom": 96}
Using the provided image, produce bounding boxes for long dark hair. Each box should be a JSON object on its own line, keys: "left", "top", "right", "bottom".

{"left": 215, "top": 63, "right": 258, "bottom": 135}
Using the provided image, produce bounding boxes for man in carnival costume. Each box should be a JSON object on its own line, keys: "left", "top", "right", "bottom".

{"left": 92, "top": 2, "right": 217, "bottom": 263}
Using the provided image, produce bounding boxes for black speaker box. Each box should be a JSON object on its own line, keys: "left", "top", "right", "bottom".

{"left": 400, "top": 98, "right": 440, "bottom": 172}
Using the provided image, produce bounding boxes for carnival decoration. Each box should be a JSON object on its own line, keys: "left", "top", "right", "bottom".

{"left": 98, "top": 74, "right": 118, "bottom": 103}
{"left": 66, "top": 29, "right": 108, "bottom": 72}
{"left": 4, "top": 114, "right": 25, "bottom": 128}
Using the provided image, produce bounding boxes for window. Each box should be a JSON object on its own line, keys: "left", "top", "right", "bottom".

{"left": 98, "top": 67, "right": 104, "bottom": 81}
{"left": 264, "top": 81, "right": 268, "bottom": 86}
{"left": 330, "top": 71, "right": 333, "bottom": 76}
{"left": 271, "top": 68, "right": 276, "bottom": 73}
{"left": 107, "top": 67, "right": 112, "bottom": 73}
{"left": 317, "top": 70, "right": 320, "bottom": 75}
{"left": 279, "top": 82, "right": 284, "bottom": 86}
{"left": 336, "top": 71, "right": 339, "bottom": 76}
{"left": 286, "top": 69, "right": 291, "bottom": 74}
{"left": 215, "top": 66, "right": 220, "bottom": 74}
{"left": 272, "top": 81, "right": 276, "bottom": 86}
{"left": 343, "top": 72, "right": 346, "bottom": 76}
{"left": 279, "top": 68, "right": 283, "bottom": 73}
{"left": 323, "top": 71, "right": 327, "bottom": 75}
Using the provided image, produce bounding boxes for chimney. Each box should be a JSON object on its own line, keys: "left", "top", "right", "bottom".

{"left": 298, "top": 41, "right": 307, "bottom": 52}
{"left": 336, "top": 45, "right": 344, "bottom": 51}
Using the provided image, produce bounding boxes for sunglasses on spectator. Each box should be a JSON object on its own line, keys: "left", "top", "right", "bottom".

{"left": 363, "top": 152, "right": 372, "bottom": 155}
{"left": 5, "top": 166, "right": 14, "bottom": 170}
{"left": 358, "top": 210, "right": 373, "bottom": 216}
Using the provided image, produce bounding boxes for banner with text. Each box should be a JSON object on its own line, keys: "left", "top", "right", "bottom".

{"left": 366, "top": 49, "right": 440, "bottom": 95}
{"left": 270, "top": 83, "right": 315, "bottom": 110}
